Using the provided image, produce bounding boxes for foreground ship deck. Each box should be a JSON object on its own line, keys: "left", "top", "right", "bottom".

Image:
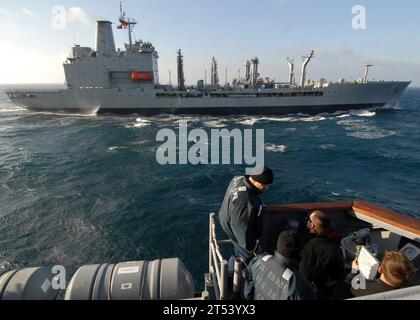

{"left": 1, "top": 199, "right": 419, "bottom": 300}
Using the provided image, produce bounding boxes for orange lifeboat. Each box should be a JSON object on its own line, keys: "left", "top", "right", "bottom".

{"left": 130, "top": 72, "right": 154, "bottom": 82}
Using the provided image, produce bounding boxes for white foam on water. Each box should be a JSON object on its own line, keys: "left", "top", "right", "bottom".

{"left": 335, "top": 114, "right": 351, "bottom": 119}
{"left": 260, "top": 116, "right": 298, "bottom": 123}
{"left": 234, "top": 118, "right": 259, "bottom": 126}
{"left": 351, "top": 110, "right": 376, "bottom": 117}
{"left": 337, "top": 119, "right": 398, "bottom": 140}
{"left": 132, "top": 140, "right": 150, "bottom": 145}
{"left": 201, "top": 119, "right": 229, "bottom": 128}
{"left": 332, "top": 192, "right": 341, "bottom": 196}
{"left": 300, "top": 116, "right": 327, "bottom": 122}
{"left": 0, "top": 107, "right": 25, "bottom": 112}
{"left": 108, "top": 146, "right": 127, "bottom": 152}
{"left": 125, "top": 117, "right": 152, "bottom": 128}
{"left": 320, "top": 144, "right": 336, "bottom": 150}
{"left": 265, "top": 144, "right": 287, "bottom": 153}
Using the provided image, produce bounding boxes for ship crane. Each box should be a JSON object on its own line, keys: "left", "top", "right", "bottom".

{"left": 287, "top": 57, "right": 295, "bottom": 86}
{"left": 364, "top": 64, "right": 373, "bottom": 83}
{"left": 300, "top": 50, "right": 315, "bottom": 88}
{"left": 118, "top": 2, "right": 138, "bottom": 51}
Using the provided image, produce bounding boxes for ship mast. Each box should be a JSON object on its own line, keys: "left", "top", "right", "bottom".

{"left": 245, "top": 60, "right": 251, "bottom": 84}
{"left": 251, "top": 57, "right": 259, "bottom": 87}
{"left": 177, "top": 49, "right": 185, "bottom": 91}
{"left": 211, "top": 57, "right": 219, "bottom": 86}
{"left": 118, "top": 2, "right": 137, "bottom": 51}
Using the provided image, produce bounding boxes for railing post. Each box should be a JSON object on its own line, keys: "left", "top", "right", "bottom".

{"left": 220, "top": 259, "right": 228, "bottom": 300}
{"left": 209, "top": 213, "right": 214, "bottom": 275}
{"left": 233, "top": 258, "right": 243, "bottom": 294}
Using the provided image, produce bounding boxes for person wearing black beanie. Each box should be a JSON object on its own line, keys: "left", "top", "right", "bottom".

{"left": 218, "top": 166, "right": 274, "bottom": 299}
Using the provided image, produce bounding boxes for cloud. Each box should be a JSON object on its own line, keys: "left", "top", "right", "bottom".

{"left": 22, "top": 7, "right": 34, "bottom": 16}
{"left": 0, "top": 8, "right": 13, "bottom": 17}
{"left": 0, "top": 39, "right": 66, "bottom": 84}
{"left": 67, "top": 7, "right": 90, "bottom": 27}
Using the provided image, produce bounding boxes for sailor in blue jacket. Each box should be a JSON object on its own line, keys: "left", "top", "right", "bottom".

{"left": 218, "top": 167, "right": 274, "bottom": 267}
{"left": 249, "top": 230, "right": 316, "bottom": 300}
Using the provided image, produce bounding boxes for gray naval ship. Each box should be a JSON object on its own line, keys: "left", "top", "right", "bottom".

{"left": 6, "top": 7, "right": 411, "bottom": 115}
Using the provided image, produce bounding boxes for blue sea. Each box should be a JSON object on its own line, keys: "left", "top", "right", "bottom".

{"left": 1, "top": 84, "right": 419, "bottom": 289}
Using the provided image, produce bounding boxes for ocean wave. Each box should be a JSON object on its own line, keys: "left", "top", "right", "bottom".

{"left": 337, "top": 119, "right": 398, "bottom": 140}
{"left": 26, "top": 110, "right": 99, "bottom": 117}
{"left": 265, "top": 144, "right": 287, "bottom": 153}
{"left": 320, "top": 144, "right": 336, "bottom": 150}
{"left": 351, "top": 110, "right": 376, "bottom": 117}
{"left": 234, "top": 118, "right": 259, "bottom": 126}
{"left": 336, "top": 114, "right": 351, "bottom": 119}
{"left": 132, "top": 140, "right": 150, "bottom": 146}
{"left": 0, "top": 107, "right": 24, "bottom": 113}
{"left": 108, "top": 146, "right": 128, "bottom": 152}
{"left": 201, "top": 119, "right": 229, "bottom": 128}
{"left": 125, "top": 117, "right": 152, "bottom": 128}
{"left": 300, "top": 116, "right": 327, "bottom": 122}
{"left": 260, "top": 116, "right": 298, "bottom": 123}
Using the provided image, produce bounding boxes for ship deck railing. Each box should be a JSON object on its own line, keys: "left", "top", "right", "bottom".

{"left": 208, "top": 213, "right": 243, "bottom": 300}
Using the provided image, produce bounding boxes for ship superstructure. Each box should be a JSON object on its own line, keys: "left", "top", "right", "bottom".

{"left": 6, "top": 6, "right": 410, "bottom": 115}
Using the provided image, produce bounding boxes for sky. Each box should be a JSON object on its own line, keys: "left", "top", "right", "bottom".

{"left": 0, "top": 0, "right": 420, "bottom": 86}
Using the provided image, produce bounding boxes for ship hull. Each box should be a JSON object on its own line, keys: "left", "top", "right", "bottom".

{"left": 6, "top": 81, "right": 411, "bottom": 116}
{"left": 95, "top": 103, "right": 386, "bottom": 115}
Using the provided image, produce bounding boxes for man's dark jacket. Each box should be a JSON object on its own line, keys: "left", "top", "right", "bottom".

{"left": 218, "top": 176, "right": 264, "bottom": 252}
{"left": 299, "top": 235, "right": 345, "bottom": 290}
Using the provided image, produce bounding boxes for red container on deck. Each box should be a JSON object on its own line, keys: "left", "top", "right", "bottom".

{"left": 131, "top": 72, "right": 154, "bottom": 82}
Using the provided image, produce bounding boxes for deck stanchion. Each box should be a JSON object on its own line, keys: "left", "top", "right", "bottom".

{"left": 233, "top": 258, "right": 243, "bottom": 294}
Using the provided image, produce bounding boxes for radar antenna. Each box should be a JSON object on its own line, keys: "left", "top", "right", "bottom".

{"left": 117, "top": 2, "right": 138, "bottom": 51}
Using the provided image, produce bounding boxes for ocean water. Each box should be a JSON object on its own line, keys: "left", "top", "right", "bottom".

{"left": 1, "top": 84, "right": 419, "bottom": 289}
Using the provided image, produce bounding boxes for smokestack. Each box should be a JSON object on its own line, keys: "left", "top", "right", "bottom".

{"left": 96, "top": 21, "right": 116, "bottom": 56}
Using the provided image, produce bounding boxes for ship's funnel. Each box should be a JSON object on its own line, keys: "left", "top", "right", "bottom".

{"left": 96, "top": 21, "right": 116, "bottom": 56}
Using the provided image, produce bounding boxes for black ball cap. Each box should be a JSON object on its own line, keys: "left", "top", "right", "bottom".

{"left": 277, "top": 230, "right": 301, "bottom": 258}
{"left": 251, "top": 166, "right": 274, "bottom": 185}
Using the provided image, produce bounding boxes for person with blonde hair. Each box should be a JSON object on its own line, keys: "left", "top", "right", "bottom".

{"left": 349, "top": 250, "right": 417, "bottom": 297}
